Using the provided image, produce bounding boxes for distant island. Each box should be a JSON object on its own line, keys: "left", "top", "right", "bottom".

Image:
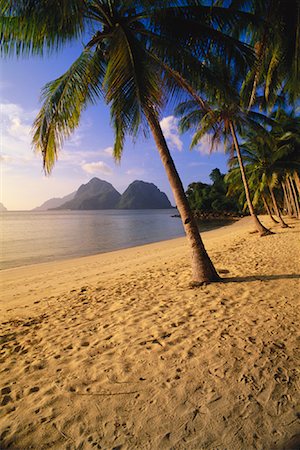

{"left": 34, "top": 178, "right": 173, "bottom": 211}
{"left": 0, "top": 202, "right": 7, "bottom": 211}
{"left": 33, "top": 191, "right": 76, "bottom": 211}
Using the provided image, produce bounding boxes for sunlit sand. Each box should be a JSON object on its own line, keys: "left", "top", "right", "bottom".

{"left": 1, "top": 217, "right": 299, "bottom": 449}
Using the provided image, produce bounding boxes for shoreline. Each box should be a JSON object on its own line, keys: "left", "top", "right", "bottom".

{"left": 0, "top": 217, "right": 248, "bottom": 316}
{"left": 1, "top": 216, "right": 238, "bottom": 274}
{"left": 1, "top": 215, "right": 299, "bottom": 449}
{"left": 1, "top": 215, "right": 237, "bottom": 272}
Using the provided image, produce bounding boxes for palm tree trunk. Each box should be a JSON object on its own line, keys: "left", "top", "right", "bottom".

{"left": 289, "top": 176, "right": 300, "bottom": 219}
{"left": 269, "top": 186, "right": 289, "bottom": 227}
{"left": 146, "top": 110, "right": 220, "bottom": 284}
{"left": 281, "top": 181, "right": 293, "bottom": 217}
{"left": 286, "top": 177, "right": 297, "bottom": 217}
{"left": 247, "top": 28, "right": 268, "bottom": 110}
{"left": 294, "top": 172, "right": 300, "bottom": 197}
{"left": 262, "top": 193, "right": 279, "bottom": 223}
{"left": 229, "top": 121, "right": 272, "bottom": 236}
{"left": 284, "top": 179, "right": 296, "bottom": 217}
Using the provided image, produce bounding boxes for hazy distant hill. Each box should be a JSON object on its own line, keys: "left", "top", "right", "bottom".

{"left": 36, "top": 178, "right": 173, "bottom": 211}
{"left": 56, "top": 178, "right": 121, "bottom": 210}
{"left": 0, "top": 202, "right": 7, "bottom": 211}
{"left": 33, "top": 192, "right": 76, "bottom": 211}
{"left": 117, "top": 180, "right": 172, "bottom": 209}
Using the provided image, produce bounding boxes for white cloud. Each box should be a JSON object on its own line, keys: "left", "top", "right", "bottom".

{"left": 195, "top": 133, "right": 224, "bottom": 155}
{"left": 60, "top": 149, "right": 98, "bottom": 163}
{"left": 81, "top": 161, "right": 112, "bottom": 175}
{"left": 1, "top": 103, "right": 34, "bottom": 159}
{"left": 102, "top": 146, "right": 114, "bottom": 157}
{"left": 0, "top": 154, "right": 13, "bottom": 163}
{"left": 159, "top": 115, "right": 183, "bottom": 151}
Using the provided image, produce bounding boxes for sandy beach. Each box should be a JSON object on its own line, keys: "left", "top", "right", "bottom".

{"left": 0, "top": 216, "right": 299, "bottom": 450}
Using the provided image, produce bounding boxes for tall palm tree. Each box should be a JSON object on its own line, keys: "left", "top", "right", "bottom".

{"left": 227, "top": 134, "right": 289, "bottom": 227}
{"left": 0, "top": 1, "right": 255, "bottom": 283}
{"left": 271, "top": 109, "right": 300, "bottom": 219}
{"left": 176, "top": 65, "right": 273, "bottom": 236}
{"left": 227, "top": 120, "right": 300, "bottom": 226}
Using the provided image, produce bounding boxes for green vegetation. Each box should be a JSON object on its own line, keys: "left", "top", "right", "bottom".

{"left": 186, "top": 169, "right": 242, "bottom": 217}
{"left": 226, "top": 109, "right": 300, "bottom": 224}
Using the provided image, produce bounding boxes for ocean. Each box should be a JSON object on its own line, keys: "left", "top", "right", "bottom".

{"left": 0, "top": 210, "right": 232, "bottom": 270}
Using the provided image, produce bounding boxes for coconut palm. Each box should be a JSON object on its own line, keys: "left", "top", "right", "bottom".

{"left": 236, "top": 0, "right": 300, "bottom": 109}
{"left": 175, "top": 60, "right": 273, "bottom": 236}
{"left": 227, "top": 134, "right": 290, "bottom": 227}
{"left": 271, "top": 109, "right": 300, "bottom": 219}
{"left": 227, "top": 117, "right": 300, "bottom": 226}
{"left": 0, "top": 1, "right": 257, "bottom": 284}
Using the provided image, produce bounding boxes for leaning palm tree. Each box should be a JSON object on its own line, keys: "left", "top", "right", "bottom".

{"left": 227, "top": 134, "right": 290, "bottom": 227}
{"left": 269, "top": 109, "right": 300, "bottom": 219}
{"left": 0, "top": 1, "right": 255, "bottom": 283}
{"left": 176, "top": 62, "right": 273, "bottom": 236}
{"left": 228, "top": 120, "right": 300, "bottom": 226}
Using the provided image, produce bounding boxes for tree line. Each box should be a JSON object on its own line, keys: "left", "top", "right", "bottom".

{"left": 186, "top": 168, "right": 242, "bottom": 217}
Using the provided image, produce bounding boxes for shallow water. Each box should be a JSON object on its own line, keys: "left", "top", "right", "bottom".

{"left": 0, "top": 210, "right": 233, "bottom": 269}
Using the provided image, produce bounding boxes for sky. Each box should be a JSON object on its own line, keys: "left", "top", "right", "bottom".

{"left": 0, "top": 41, "right": 228, "bottom": 210}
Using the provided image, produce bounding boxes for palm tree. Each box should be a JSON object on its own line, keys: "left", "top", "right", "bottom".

{"left": 227, "top": 119, "right": 300, "bottom": 226}
{"left": 1, "top": 1, "right": 256, "bottom": 283}
{"left": 237, "top": 0, "right": 300, "bottom": 109}
{"left": 272, "top": 109, "right": 300, "bottom": 219}
{"left": 176, "top": 67, "right": 273, "bottom": 236}
{"left": 228, "top": 134, "right": 290, "bottom": 227}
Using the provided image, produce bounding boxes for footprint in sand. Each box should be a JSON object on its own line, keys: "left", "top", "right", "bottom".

{"left": 274, "top": 367, "right": 290, "bottom": 384}
{"left": 1, "top": 395, "right": 12, "bottom": 406}
{"left": 28, "top": 386, "right": 40, "bottom": 394}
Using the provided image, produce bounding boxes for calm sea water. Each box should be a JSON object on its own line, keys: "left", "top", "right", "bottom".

{"left": 0, "top": 210, "right": 232, "bottom": 270}
{"left": 1, "top": 210, "right": 185, "bottom": 270}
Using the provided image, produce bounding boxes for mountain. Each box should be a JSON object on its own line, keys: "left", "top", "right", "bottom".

{"left": 117, "top": 180, "right": 172, "bottom": 209}
{"left": 0, "top": 202, "right": 7, "bottom": 211}
{"left": 35, "top": 178, "right": 173, "bottom": 211}
{"left": 57, "top": 178, "right": 121, "bottom": 210}
{"left": 33, "top": 192, "right": 76, "bottom": 211}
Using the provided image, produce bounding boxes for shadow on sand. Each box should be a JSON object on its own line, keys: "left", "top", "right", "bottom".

{"left": 275, "top": 434, "right": 300, "bottom": 450}
{"left": 222, "top": 273, "right": 300, "bottom": 283}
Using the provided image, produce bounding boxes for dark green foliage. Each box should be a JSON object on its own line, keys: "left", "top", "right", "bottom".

{"left": 186, "top": 168, "right": 241, "bottom": 215}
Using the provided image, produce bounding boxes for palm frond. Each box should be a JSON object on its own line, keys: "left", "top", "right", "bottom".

{"left": 104, "top": 25, "right": 162, "bottom": 159}
{"left": 0, "top": 0, "right": 88, "bottom": 56}
{"left": 32, "top": 48, "right": 105, "bottom": 173}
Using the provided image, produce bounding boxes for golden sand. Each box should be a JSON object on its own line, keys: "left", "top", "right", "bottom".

{"left": 0, "top": 216, "right": 299, "bottom": 449}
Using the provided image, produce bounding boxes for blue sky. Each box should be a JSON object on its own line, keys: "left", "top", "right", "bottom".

{"left": 1, "top": 42, "right": 228, "bottom": 210}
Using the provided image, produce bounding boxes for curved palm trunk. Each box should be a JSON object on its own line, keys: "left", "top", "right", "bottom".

{"left": 281, "top": 181, "right": 293, "bottom": 217}
{"left": 288, "top": 176, "right": 300, "bottom": 219}
{"left": 286, "top": 177, "right": 297, "bottom": 217}
{"left": 146, "top": 110, "right": 220, "bottom": 284}
{"left": 294, "top": 172, "right": 300, "bottom": 197}
{"left": 284, "top": 179, "right": 296, "bottom": 217}
{"left": 262, "top": 193, "right": 279, "bottom": 223}
{"left": 229, "top": 122, "right": 272, "bottom": 236}
{"left": 247, "top": 29, "right": 268, "bottom": 110}
{"left": 269, "top": 186, "right": 289, "bottom": 227}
